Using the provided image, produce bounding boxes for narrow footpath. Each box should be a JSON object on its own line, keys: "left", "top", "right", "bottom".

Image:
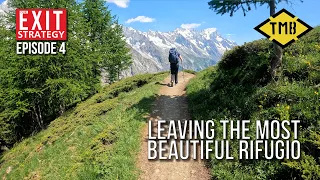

{"left": 137, "top": 73, "right": 210, "bottom": 180}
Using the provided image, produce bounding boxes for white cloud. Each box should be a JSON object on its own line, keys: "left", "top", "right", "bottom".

{"left": 125, "top": 16, "right": 155, "bottom": 24}
{"left": 105, "top": 0, "right": 130, "bottom": 8}
{"left": 181, "top": 23, "right": 201, "bottom": 29}
{"left": 226, "top": 33, "right": 236, "bottom": 38}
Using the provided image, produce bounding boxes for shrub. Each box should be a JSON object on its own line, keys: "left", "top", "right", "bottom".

{"left": 187, "top": 27, "right": 320, "bottom": 179}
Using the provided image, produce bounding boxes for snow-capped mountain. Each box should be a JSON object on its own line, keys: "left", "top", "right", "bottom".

{"left": 0, "top": 0, "right": 236, "bottom": 78}
{"left": 121, "top": 26, "right": 236, "bottom": 77}
{"left": 0, "top": 0, "right": 9, "bottom": 15}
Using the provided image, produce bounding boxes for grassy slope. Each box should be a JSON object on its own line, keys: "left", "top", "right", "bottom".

{"left": 187, "top": 26, "right": 320, "bottom": 179}
{"left": 0, "top": 72, "right": 167, "bottom": 180}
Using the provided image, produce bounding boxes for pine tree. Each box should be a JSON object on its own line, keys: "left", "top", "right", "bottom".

{"left": 82, "top": 0, "right": 131, "bottom": 83}
{"left": 0, "top": 0, "right": 131, "bottom": 146}
{"left": 0, "top": 0, "right": 100, "bottom": 145}
{"left": 208, "top": 0, "right": 302, "bottom": 80}
{"left": 104, "top": 22, "right": 132, "bottom": 82}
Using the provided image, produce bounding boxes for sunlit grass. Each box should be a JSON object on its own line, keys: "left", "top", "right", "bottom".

{"left": 0, "top": 72, "right": 167, "bottom": 180}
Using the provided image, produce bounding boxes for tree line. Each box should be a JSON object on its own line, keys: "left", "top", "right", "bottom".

{"left": 0, "top": 0, "right": 131, "bottom": 148}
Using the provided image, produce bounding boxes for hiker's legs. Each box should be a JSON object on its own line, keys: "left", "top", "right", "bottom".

{"left": 170, "top": 63, "right": 179, "bottom": 85}
{"left": 175, "top": 64, "right": 179, "bottom": 84}
{"left": 171, "top": 74, "right": 175, "bottom": 82}
{"left": 170, "top": 63, "right": 175, "bottom": 83}
{"left": 170, "top": 64, "right": 175, "bottom": 86}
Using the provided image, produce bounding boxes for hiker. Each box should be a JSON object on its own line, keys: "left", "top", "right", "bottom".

{"left": 168, "top": 48, "right": 183, "bottom": 87}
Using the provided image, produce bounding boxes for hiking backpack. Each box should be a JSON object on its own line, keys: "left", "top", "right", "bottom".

{"left": 168, "top": 48, "right": 179, "bottom": 64}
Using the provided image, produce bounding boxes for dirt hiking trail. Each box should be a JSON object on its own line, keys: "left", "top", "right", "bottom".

{"left": 138, "top": 73, "right": 210, "bottom": 180}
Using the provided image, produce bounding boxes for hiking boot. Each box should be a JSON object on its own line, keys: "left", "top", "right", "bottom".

{"left": 170, "top": 81, "right": 173, "bottom": 87}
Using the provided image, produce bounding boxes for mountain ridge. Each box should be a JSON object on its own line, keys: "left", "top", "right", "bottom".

{"left": 121, "top": 26, "right": 237, "bottom": 77}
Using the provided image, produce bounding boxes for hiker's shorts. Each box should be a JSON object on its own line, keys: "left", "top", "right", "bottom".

{"left": 170, "top": 63, "right": 179, "bottom": 75}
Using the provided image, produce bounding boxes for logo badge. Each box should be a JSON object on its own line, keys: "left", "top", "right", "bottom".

{"left": 15, "top": 9, "right": 67, "bottom": 55}
{"left": 16, "top": 9, "right": 67, "bottom": 41}
{"left": 254, "top": 9, "right": 313, "bottom": 48}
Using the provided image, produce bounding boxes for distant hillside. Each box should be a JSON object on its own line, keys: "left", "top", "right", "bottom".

{"left": 187, "top": 26, "right": 320, "bottom": 179}
{"left": 121, "top": 27, "right": 236, "bottom": 77}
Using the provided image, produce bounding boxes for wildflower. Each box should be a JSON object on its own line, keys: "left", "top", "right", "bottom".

{"left": 258, "top": 105, "right": 263, "bottom": 108}
{"left": 315, "top": 91, "right": 319, "bottom": 95}
{"left": 264, "top": 94, "right": 267, "bottom": 97}
{"left": 306, "top": 61, "right": 311, "bottom": 66}
{"left": 277, "top": 104, "right": 280, "bottom": 107}
{"left": 286, "top": 106, "right": 290, "bottom": 110}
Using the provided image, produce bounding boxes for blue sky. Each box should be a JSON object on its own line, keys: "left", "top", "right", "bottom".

{"left": 105, "top": 0, "right": 319, "bottom": 45}
{"left": 1, "top": 0, "right": 319, "bottom": 45}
